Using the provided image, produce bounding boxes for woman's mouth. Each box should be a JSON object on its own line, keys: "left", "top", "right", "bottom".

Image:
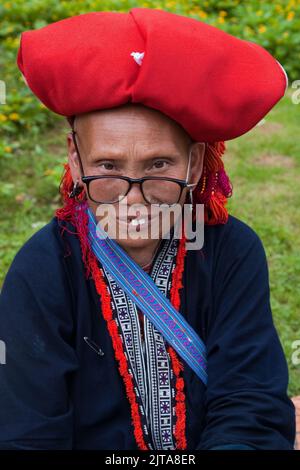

{"left": 117, "top": 216, "right": 149, "bottom": 226}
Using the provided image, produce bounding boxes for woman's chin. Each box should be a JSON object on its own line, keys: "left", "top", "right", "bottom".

{"left": 115, "top": 223, "right": 160, "bottom": 250}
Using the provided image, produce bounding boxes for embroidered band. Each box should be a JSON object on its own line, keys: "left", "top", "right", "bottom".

{"left": 86, "top": 207, "right": 207, "bottom": 385}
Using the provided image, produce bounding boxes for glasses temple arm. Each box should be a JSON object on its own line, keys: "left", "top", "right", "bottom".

{"left": 185, "top": 141, "right": 198, "bottom": 184}
{"left": 71, "top": 129, "right": 85, "bottom": 177}
{"left": 185, "top": 142, "right": 206, "bottom": 189}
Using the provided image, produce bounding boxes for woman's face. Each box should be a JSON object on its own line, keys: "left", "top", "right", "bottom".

{"left": 67, "top": 103, "right": 204, "bottom": 250}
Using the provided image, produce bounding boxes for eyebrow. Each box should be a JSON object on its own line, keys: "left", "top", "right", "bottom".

{"left": 88, "top": 152, "right": 182, "bottom": 163}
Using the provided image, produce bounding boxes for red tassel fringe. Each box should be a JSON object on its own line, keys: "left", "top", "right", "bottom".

{"left": 168, "top": 228, "right": 188, "bottom": 449}
{"left": 193, "top": 141, "right": 233, "bottom": 226}
{"left": 89, "top": 254, "right": 149, "bottom": 450}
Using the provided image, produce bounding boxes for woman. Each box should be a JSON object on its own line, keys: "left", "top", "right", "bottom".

{"left": 0, "top": 8, "right": 295, "bottom": 450}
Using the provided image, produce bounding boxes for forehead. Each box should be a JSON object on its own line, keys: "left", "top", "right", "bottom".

{"left": 74, "top": 104, "right": 191, "bottom": 151}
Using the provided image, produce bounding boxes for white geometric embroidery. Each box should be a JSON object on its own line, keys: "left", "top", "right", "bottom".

{"left": 103, "top": 234, "right": 178, "bottom": 450}
{"left": 130, "top": 51, "right": 145, "bottom": 66}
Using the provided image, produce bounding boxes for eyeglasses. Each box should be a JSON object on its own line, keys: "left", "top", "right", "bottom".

{"left": 71, "top": 130, "right": 197, "bottom": 205}
{"left": 81, "top": 174, "right": 193, "bottom": 205}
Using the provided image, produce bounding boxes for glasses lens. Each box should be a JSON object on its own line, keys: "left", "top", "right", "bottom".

{"left": 142, "top": 179, "right": 182, "bottom": 205}
{"left": 88, "top": 178, "right": 130, "bottom": 203}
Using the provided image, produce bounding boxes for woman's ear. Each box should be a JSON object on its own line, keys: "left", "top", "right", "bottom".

{"left": 189, "top": 142, "right": 206, "bottom": 186}
{"left": 67, "top": 132, "right": 82, "bottom": 184}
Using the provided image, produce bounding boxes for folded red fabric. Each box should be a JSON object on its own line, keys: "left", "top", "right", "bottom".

{"left": 16, "top": 7, "right": 288, "bottom": 142}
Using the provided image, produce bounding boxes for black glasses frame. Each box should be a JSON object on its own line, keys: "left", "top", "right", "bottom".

{"left": 70, "top": 129, "right": 195, "bottom": 205}
{"left": 81, "top": 174, "right": 189, "bottom": 205}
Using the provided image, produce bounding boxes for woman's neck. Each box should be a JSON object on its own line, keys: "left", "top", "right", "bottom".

{"left": 121, "top": 240, "right": 161, "bottom": 268}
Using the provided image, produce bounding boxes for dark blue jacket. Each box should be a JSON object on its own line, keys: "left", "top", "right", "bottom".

{"left": 0, "top": 214, "right": 295, "bottom": 449}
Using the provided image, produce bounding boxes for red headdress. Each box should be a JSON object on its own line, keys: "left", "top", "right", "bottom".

{"left": 16, "top": 7, "right": 288, "bottom": 225}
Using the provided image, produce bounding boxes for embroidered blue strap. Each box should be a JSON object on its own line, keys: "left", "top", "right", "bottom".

{"left": 86, "top": 207, "right": 207, "bottom": 385}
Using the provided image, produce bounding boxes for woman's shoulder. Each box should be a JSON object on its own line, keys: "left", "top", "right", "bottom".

{"left": 203, "top": 213, "right": 265, "bottom": 253}
{"left": 2, "top": 216, "right": 79, "bottom": 284}
{"left": 10, "top": 217, "right": 65, "bottom": 261}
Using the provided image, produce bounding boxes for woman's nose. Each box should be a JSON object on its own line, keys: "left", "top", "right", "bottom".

{"left": 125, "top": 182, "right": 147, "bottom": 206}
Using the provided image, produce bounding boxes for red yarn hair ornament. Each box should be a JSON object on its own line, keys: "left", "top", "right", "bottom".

{"left": 192, "top": 141, "right": 233, "bottom": 225}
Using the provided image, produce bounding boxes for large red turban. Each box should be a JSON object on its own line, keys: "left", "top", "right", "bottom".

{"left": 16, "top": 7, "right": 288, "bottom": 142}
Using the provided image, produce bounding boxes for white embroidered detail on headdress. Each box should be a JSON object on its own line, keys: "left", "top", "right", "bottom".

{"left": 130, "top": 51, "right": 145, "bottom": 66}
{"left": 276, "top": 60, "right": 289, "bottom": 92}
{"left": 21, "top": 73, "right": 28, "bottom": 86}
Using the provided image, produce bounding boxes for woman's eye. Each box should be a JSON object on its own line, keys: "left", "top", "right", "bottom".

{"left": 99, "top": 162, "right": 115, "bottom": 171}
{"left": 152, "top": 160, "right": 169, "bottom": 169}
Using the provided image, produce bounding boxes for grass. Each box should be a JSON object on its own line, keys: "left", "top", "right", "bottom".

{"left": 225, "top": 88, "right": 300, "bottom": 396}
{"left": 0, "top": 90, "right": 299, "bottom": 396}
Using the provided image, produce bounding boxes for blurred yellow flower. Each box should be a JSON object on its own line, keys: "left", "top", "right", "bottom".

{"left": 9, "top": 113, "right": 20, "bottom": 121}
{"left": 4, "top": 146, "right": 12, "bottom": 153}
{"left": 219, "top": 10, "right": 227, "bottom": 17}
{"left": 287, "top": 11, "right": 295, "bottom": 20}
{"left": 44, "top": 169, "right": 55, "bottom": 176}
{"left": 218, "top": 17, "right": 225, "bottom": 24}
{"left": 258, "top": 25, "right": 267, "bottom": 33}
{"left": 0, "top": 114, "right": 7, "bottom": 122}
{"left": 199, "top": 10, "right": 208, "bottom": 19}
